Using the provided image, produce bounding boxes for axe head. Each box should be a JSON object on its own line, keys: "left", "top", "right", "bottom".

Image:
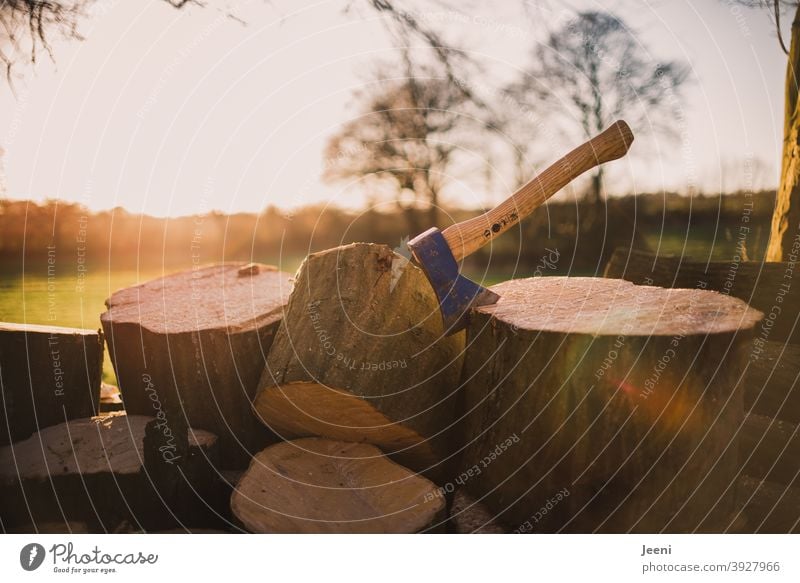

{"left": 407, "top": 227, "right": 500, "bottom": 335}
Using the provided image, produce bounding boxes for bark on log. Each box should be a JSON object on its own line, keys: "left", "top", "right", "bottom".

{"left": 740, "top": 413, "right": 800, "bottom": 486}
{"left": 459, "top": 276, "right": 762, "bottom": 533}
{"left": 743, "top": 341, "right": 800, "bottom": 424}
{"left": 0, "top": 412, "right": 221, "bottom": 532}
{"left": 101, "top": 263, "right": 292, "bottom": 468}
{"left": 449, "top": 490, "right": 506, "bottom": 534}
{"left": 254, "top": 243, "right": 465, "bottom": 481}
{"left": 230, "top": 437, "right": 445, "bottom": 533}
{"left": 0, "top": 322, "right": 103, "bottom": 446}
{"left": 736, "top": 476, "right": 800, "bottom": 533}
{"left": 604, "top": 247, "right": 800, "bottom": 344}
{"left": 7, "top": 521, "right": 89, "bottom": 534}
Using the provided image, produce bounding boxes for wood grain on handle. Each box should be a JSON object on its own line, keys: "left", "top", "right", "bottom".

{"left": 442, "top": 120, "right": 634, "bottom": 261}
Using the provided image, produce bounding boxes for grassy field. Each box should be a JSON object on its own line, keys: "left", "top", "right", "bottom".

{"left": 0, "top": 269, "right": 175, "bottom": 384}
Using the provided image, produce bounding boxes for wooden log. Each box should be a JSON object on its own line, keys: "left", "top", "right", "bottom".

{"left": 7, "top": 521, "right": 90, "bottom": 534}
{"left": 604, "top": 247, "right": 800, "bottom": 344}
{"left": 254, "top": 243, "right": 465, "bottom": 480}
{"left": 743, "top": 341, "right": 800, "bottom": 424}
{"left": 0, "top": 322, "right": 103, "bottom": 446}
{"left": 230, "top": 437, "right": 445, "bottom": 533}
{"left": 735, "top": 476, "right": 800, "bottom": 533}
{"left": 449, "top": 490, "right": 506, "bottom": 534}
{"left": 606, "top": 250, "right": 800, "bottom": 423}
{"left": 0, "top": 412, "right": 221, "bottom": 532}
{"left": 740, "top": 413, "right": 800, "bottom": 486}
{"left": 99, "top": 382, "right": 124, "bottom": 413}
{"left": 458, "top": 276, "right": 762, "bottom": 533}
{"left": 101, "top": 263, "right": 292, "bottom": 468}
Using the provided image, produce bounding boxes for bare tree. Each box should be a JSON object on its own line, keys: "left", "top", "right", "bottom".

{"left": 512, "top": 11, "right": 689, "bottom": 203}
{"left": 0, "top": 0, "right": 203, "bottom": 82}
{"left": 323, "top": 59, "right": 474, "bottom": 232}
{"left": 0, "top": 0, "right": 88, "bottom": 79}
{"left": 1, "top": 1, "right": 483, "bottom": 92}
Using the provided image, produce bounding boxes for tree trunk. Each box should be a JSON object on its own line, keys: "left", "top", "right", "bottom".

{"left": 101, "top": 263, "right": 291, "bottom": 469}
{"left": 429, "top": 186, "right": 439, "bottom": 228}
{"left": 0, "top": 323, "right": 103, "bottom": 446}
{"left": 0, "top": 412, "right": 220, "bottom": 532}
{"left": 591, "top": 168, "right": 603, "bottom": 204}
{"left": 767, "top": 4, "right": 800, "bottom": 261}
{"left": 254, "top": 243, "right": 465, "bottom": 482}
{"left": 458, "top": 277, "right": 762, "bottom": 533}
{"left": 230, "top": 437, "right": 445, "bottom": 533}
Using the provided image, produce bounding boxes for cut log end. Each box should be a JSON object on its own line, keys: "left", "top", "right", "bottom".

{"left": 0, "top": 412, "right": 222, "bottom": 531}
{"left": 101, "top": 262, "right": 292, "bottom": 335}
{"left": 254, "top": 382, "right": 438, "bottom": 469}
{"left": 231, "top": 438, "right": 445, "bottom": 533}
{"left": 480, "top": 277, "right": 763, "bottom": 336}
{"left": 0, "top": 412, "right": 217, "bottom": 484}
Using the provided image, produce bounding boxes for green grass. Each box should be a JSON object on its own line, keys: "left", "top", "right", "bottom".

{"left": 0, "top": 269, "right": 175, "bottom": 384}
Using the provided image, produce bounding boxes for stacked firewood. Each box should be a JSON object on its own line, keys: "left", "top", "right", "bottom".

{"left": 1, "top": 245, "right": 783, "bottom": 533}
{"left": 606, "top": 248, "right": 800, "bottom": 533}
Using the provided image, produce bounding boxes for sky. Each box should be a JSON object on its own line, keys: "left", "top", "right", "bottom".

{"left": 0, "top": 0, "right": 789, "bottom": 217}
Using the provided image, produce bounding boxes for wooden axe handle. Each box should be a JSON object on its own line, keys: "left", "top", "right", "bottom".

{"left": 442, "top": 120, "right": 634, "bottom": 261}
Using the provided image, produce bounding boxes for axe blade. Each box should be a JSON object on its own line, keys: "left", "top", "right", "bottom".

{"left": 407, "top": 227, "right": 500, "bottom": 335}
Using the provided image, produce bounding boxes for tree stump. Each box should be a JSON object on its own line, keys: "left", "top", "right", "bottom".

{"left": 604, "top": 247, "right": 800, "bottom": 344}
{"left": 0, "top": 412, "right": 220, "bottom": 532}
{"left": 0, "top": 322, "right": 103, "bottom": 446}
{"left": 458, "top": 277, "right": 762, "bottom": 533}
{"left": 101, "top": 263, "right": 292, "bottom": 468}
{"left": 254, "top": 243, "right": 465, "bottom": 481}
{"left": 230, "top": 437, "right": 445, "bottom": 533}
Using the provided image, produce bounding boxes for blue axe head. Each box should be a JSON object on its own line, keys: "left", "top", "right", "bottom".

{"left": 407, "top": 227, "right": 500, "bottom": 335}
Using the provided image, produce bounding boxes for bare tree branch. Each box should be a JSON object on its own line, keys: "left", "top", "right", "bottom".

{"left": 511, "top": 10, "right": 689, "bottom": 201}
{"left": 323, "top": 57, "right": 478, "bottom": 230}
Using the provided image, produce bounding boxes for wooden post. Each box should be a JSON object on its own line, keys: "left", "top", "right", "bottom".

{"left": 254, "top": 243, "right": 465, "bottom": 481}
{"left": 458, "top": 277, "right": 762, "bottom": 533}
{"left": 101, "top": 263, "right": 291, "bottom": 468}
{"left": 0, "top": 323, "right": 103, "bottom": 445}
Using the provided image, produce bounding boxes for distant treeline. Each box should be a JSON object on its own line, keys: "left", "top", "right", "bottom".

{"left": 0, "top": 191, "right": 776, "bottom": 278}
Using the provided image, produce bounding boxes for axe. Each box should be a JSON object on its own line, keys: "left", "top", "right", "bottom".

{"left": 406, "top": 120, "right": 634, "bottom": 334}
